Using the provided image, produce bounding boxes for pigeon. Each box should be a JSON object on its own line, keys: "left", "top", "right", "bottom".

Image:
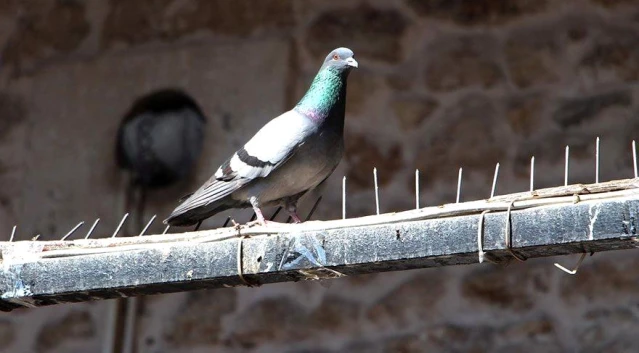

{"left": 164, "top": 47, "right": 358, "bottom": 227}
{"left": 116, "top": 88, "right": 206, "bottom": 230}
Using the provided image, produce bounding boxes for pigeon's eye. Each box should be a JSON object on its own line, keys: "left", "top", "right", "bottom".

{"left": 332, "top": 54, "right": 340, "bottom": 60}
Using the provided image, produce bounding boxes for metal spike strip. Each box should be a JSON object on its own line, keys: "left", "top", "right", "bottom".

{"left": 491, "top": 163, "right": 499, "bottom": 198}
{"left": 162, "top": 225, "right": 170, "bottom": 234}
{"left": 6, "top": 138, "right": 631, "bottom": 260}
{"left": 5, "top": 137, "right": 639, "bottom": 290}
{"left": 373, "top": 168, "right": 380, "bottom": 215}
{"left": 61, "top": 221, "right": 85, "bottom": 241}
{"left": 565, "top": 146, "right": 569, "bottom": 187}
{"left": 112, "top": 213, "right": 129, "bottom": 238}
{"left": 633, "top": 140, "right": 637, "bottom": 178}
{"left": 342, "top": 176, "right": 346, "bottom": 220}
{"left": 456, "top": 168, "right": 462, "bottom": 203}
{"left": 595, "top": 136, "right": 600, "bottom": 184}
{"left": 138, "top": 215, "right": 156, "bottom": 236}
{"left": 415, "top": 169, "right": 420, "bottom": 210}
{"left": 86, "top": 219, "right": 100, "bottom": 239}
{"left": 530, "top": 156, "right": 535, "bottom": 192}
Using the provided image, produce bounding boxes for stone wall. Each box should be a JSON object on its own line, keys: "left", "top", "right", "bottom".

{"left": 2, "top": 0, "right": 639, "bottom": 352}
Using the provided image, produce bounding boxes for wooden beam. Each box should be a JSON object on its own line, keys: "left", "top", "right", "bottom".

{"left": 2, "top": 188, "right": 638, "bottom": 312}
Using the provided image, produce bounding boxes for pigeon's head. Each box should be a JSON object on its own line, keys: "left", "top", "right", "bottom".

{"left": 321, "top": 47, "right": 358, "bottom": 72}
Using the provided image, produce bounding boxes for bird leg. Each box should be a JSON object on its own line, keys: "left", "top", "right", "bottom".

{"left": 286, "top": 202, "right": 302, "bottom": 224}
{"left": 247, "top": 197, "right": 269, "bottom": 227}
{"left": 253, "top": 206, "right": 267, "bottom": 225}
{"left": 247, "top": 197, "right": 285, "bottom": 227}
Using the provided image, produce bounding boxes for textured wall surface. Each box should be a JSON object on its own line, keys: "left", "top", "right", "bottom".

{"left": 2, "top": 0, "right": 639, "bottom": 352}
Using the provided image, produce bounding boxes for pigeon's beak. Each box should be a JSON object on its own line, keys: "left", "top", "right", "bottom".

{"left": 346, "top": 57, "right": 358, "bottom": 68}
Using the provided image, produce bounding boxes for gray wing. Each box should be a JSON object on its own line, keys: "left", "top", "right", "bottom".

{"left": 168, "top": 110, "right": 314, "bottom": 217}
{"left": 168, "top": 176, "right": 249, "bottom": 219}
{"left": 214, "top": 110, "right": 315, "bottom": 181}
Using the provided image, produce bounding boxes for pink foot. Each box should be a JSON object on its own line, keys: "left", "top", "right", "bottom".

{"left": 290, "top": 212, "right": 302, "bottom": 223}
{"left": 246, "top": 207, "right": 286, "bottom": 227}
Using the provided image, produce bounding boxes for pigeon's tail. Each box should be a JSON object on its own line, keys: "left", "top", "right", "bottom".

{"left": 164, "top": 202, "right": 234, "bottom": 227}
{"left": 163, "top": 178, "right": 248, "bottom": 227}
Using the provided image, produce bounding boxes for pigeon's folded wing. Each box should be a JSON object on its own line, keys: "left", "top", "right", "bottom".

{"left": 169, "top": 110, "right": 313, "bottom": 217}
{"left": 169, "top": 176, "right": 249, "bottom": 217}
{"left": 215, "top": 110, "right": 314, "bottom": 181}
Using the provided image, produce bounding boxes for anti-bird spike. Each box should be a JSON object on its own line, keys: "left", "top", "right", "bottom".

{"left": 491, "top": 163, "right": 499, "bottom": 198}
{"left": 633, "top": 140, "right": 637, "bottom": 178}
{"left": 456, "top": 168, "right": 462, "bottom": 203}
{"left": 112, "top": 213, "right": 129, "bottom": 238}
{"left": 61, "top": 221, "right": 85, "bottom": 241}
{"left": 530, "top": 156, "right": 535, "bottom": 192}
{"left": 342, "top": 176, "right": 346, "bottom": 220}
{"left": 85, "top": 218, "right": 100, "bottom": 239}
{"left": 595, "top": 137, "right": 600, "bottom": 184}
{"left": 565, "top": 146, "right": 569, "bottom": 186}
{"left": 138, "top": 215, "right": 156, "bottom": 236}
{"left": 415, "top": 169, "right": 420, "bottom": 209}
{"left": 374, "top": 167, "right": 380, "bottom": 215}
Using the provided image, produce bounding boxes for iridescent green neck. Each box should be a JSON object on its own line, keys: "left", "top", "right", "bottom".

{"left": 295, "top": 66, "right": 346, "bottom": 123}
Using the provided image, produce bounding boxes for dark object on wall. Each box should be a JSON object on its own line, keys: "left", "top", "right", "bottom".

{"left": 115, "top": 88, "right": 206, "bottom": 235}
{"left": 116, "top": 88, "right": 206, "bottom": 188}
